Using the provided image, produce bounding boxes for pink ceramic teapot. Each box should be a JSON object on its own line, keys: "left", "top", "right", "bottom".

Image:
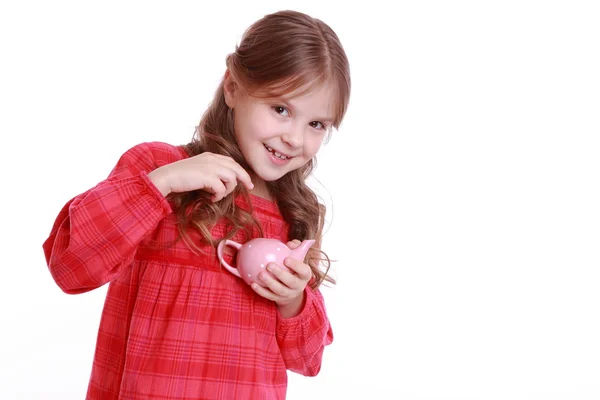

{"left": 217, "top": 238, "right": 315, "bottom": 286}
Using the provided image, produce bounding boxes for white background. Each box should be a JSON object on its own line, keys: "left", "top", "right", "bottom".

{"left": 1, "top": 0, "right": 599, "bottom": 399}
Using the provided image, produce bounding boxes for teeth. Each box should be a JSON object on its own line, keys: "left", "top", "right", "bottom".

{"left": 265, "top": 145, "right": 289, "bottom": 159}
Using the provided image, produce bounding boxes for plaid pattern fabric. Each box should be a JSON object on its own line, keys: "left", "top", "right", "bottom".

{"left": 43, "top": 142, "right": 333, "bottom": 399}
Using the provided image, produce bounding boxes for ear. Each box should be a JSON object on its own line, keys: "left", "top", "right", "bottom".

{"left": 223, "top": 70, "right": 238, "bottom": 108}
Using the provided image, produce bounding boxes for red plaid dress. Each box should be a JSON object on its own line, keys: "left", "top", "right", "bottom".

{"left": 43, "top": 142, "right": 333, "bottom": 399}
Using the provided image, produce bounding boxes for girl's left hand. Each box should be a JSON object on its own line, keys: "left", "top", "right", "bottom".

{"left": 251, "top": 240, "right": 312, "bottom": 307}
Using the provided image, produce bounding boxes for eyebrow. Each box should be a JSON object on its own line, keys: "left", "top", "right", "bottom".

{"left": 278, "top": 98, "right": 334, "bottom": 123}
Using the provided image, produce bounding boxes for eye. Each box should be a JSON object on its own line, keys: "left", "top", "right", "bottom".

{"left": 310, "top": 121, "right": 326, "bottom": 130}
{"left": 273, "top": 106, "right": 289, "bottom": 116}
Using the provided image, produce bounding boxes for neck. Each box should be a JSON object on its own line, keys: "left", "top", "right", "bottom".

{"left": 248, "top": 174, "right": 272, "bottom": 201}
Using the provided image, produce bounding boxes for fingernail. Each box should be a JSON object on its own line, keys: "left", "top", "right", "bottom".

{"left": 267, "top": 264, "right": 274, "bottom": 271}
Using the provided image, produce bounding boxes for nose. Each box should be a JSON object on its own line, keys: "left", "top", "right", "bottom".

{"left": 281, "top": 127, "right": 303, "bottom": 149}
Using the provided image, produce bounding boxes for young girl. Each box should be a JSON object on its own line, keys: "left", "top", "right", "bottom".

{"left": 43, "top": 9, "right": 350, "bottom": 400}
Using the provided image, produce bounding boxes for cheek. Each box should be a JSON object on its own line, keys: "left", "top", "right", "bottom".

{"left": 235, "top": 118, "right": 260, "bottom": 150}
{"left": 233, "top": 113, "right": 245, "bottom": 142}
{"left": 255, "top": 114, "right": 278, "bottom": 136}
{"left": 304, "top": 135, "right": 325, "bottom": 157}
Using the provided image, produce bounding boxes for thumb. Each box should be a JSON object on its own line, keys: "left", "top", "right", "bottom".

{"left": 286, "top": 239, "right": 301, "bottom": 249}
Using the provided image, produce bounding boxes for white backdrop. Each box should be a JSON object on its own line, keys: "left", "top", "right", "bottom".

{"left": 1, "top": 1, "right": 599, "bottom": 399}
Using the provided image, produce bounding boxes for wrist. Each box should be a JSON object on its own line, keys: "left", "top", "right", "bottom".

{"left": 277, "top": 291, "right": 306, "bottom": 319}
{"left": 148, "top": 167, "right": 171, "bottom": 197}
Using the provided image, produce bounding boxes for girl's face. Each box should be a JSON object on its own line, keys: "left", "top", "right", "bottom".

{"left": 224, "top": 74, "right": 335, "bottom": 185}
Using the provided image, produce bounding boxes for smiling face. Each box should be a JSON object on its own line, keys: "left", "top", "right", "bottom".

{"left": 224, "top": 72, "right": 335, "bottom": 189}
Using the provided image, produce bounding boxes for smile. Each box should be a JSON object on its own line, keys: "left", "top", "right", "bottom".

{"left": 264, "top": 144, "right": 291, "bottom": 160}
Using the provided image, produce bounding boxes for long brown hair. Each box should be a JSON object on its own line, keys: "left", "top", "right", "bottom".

{"left": 169, "top": 10, "right": 351, "bottom": 289}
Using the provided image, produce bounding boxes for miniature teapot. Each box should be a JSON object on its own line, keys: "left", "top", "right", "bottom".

{"left": 216, "top": 238, "right": 315, "bottom": 286}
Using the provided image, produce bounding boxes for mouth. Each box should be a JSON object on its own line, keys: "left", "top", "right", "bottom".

{"left": 263, "top": 144, "right": 292, "bottom": 160}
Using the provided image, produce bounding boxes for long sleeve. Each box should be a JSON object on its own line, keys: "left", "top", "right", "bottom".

{"left": 276, "top": 286, "right": 334, "bottom": 376}
{"left": 42, "top": 142, "right": 175, "bottom": 294}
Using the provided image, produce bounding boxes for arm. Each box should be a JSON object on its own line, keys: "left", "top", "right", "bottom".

{"left": 42, "top": 142, "right": 174, "bottom": 294}
{"left": 276, "top": 209, "right": 334, "bottom": 376}
{"left": 276, "top": 285, "right": 333, "bottom": 376}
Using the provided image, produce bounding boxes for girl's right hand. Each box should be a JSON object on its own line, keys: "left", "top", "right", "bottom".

{"left": 148, "top": 152, "right": 254, "bottom": 202}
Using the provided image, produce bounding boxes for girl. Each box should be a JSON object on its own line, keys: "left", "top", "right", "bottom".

{"left": 43, "top": 9, "right": 350, "bottom": 400}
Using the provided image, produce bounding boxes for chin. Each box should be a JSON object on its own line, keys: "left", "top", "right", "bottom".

{"left": 252, "top": 168, "right": 287, "bottom": 182}
{"left": 251, "top": 160, "right": 302, "bottom": 181}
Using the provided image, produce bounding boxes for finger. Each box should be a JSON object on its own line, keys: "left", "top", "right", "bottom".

{"left": 203, "top": 177, "right": 227, "bottom": 202}
{"left": 250, "top": 282, "right": 277, "bottom": 302}
{"left": 286, "top": 239, "right": 301, "bottom": 249}
{"left": 220, "top": 176, "right": 237, "bottom": 196}
{"left": 266, "top": 262, "right": 299, "bottom": 289}
{"left": 217, "top": 168, "right": 238, "bottom": 196}
{"left": 283, "top": 258, "right": 312, "bottom": 281}
{"left": 259, "top": 269, "right": 291, "bottom": 297}
{"left": 217, "top": 158, "right": 254, "bottom": 190}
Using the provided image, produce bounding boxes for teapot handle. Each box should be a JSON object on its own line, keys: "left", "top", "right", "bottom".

{"left": 217, "top": 240, "right": 242, "bottom": 278}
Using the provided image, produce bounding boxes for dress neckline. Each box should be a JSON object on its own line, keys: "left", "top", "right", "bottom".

{"left": 240, "top": 193, "right": 282, "bottom": 219}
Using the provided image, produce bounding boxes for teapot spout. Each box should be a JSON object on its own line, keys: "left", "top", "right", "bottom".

{"left": 291, "top": 239, "right": 316, "bottom": 260}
